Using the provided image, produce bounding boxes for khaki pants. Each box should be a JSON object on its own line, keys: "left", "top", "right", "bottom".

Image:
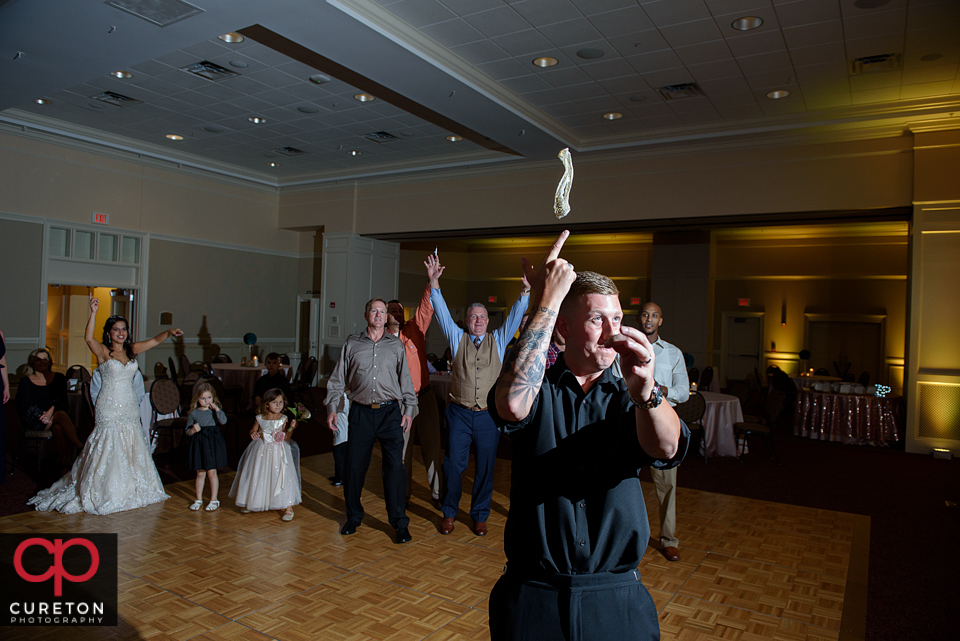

{"left": 402, "top": 389, "right": 442, "bottom": 501}
{"left": 650, "top": 466, "right": 678, "bottom": 548}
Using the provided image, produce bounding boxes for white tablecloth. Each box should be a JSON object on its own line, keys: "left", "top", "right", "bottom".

{"left": 430, "top": 374, "right": 453, "bottom": 408}
{"left": 700, "top": 391, "right": 744, "bottom": 457}
{"left": 211, "top": 363, "right": 293, "bottom": 409}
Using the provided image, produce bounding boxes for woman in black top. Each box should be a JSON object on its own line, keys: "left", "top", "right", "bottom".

{"left": 16, "top": 349, "right": 84, "bottom": 474}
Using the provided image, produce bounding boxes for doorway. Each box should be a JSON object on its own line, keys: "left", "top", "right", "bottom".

{"left": 46, "top": 285, "right": 138, "bottom": 372}
{"left": 721, "top": 312, "right": 764, "bottom": 386}
{"left": 806, "top": 315, "right": 884, "bottom": 384}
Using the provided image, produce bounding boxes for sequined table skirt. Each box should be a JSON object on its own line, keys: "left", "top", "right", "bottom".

{"left": 793, "top": 390, "right": 903, "bottom": 444}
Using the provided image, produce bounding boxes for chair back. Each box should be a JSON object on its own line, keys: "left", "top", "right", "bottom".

{"left": 842, "top": 373, "right": 856, "bottom": 383}
{"left": 814, "top": 367, "right": 830, "bottom": 376}
{"left": 168, "top": 357, "right": 179, "bottom": 383}
{"left": 727, "top": 380, "right": 749, "bottom": 406}
{"left": 858, "top": 371, "right": 870, "bottom": 386}
{"left": 279, "top": 354, "right": 290, "bottom": 364}
{"left": 763, "top": 389, "right": 785, "bottom": 426}
{"left": 700, "top": 366, "right": 713, "bottom": 390}
{"left": 674, "top": 392, "right": 706, "bottom": 425}
{"left": 65, "top": 364, "right": 91, "bottom": 385}
{"left": 150, "top": 378, "right": 181, "bottom": 415}
{"left": 180, "top": 354, "right": 192, "bottom": 378}
{"left": 304, "top": 357, "right": 319, "bottom": 387}
{"left": 213, "top": 354, "right": 232, "bottom": 363}
{"left": 687, "top": 367, "right": 699, "bottom": 387}
{"left": 182, "top": 371, "right": 201, "bottom": 390}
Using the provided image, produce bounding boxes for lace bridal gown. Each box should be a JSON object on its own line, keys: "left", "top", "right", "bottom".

{"left": 28, "top": 359, "right": 168, "bottom": 515}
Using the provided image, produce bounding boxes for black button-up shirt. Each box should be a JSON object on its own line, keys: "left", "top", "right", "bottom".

{"left": 488, "top": 355, "right": 689, "bottom": 577}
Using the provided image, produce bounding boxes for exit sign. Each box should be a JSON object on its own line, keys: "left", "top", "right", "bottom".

{"left": 92, "top": 212, "right": 109, "bottom": 225}
{"left": 738, "top": 298, "right": 750, "bottom": 307}
{"left": 631, "top": 297, "right": 640, "bottom": 305}
{"left": 488, "top": 295, "right": 497, "bottom": 303}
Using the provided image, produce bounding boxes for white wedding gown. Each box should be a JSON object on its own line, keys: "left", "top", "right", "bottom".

{"left": 28, "top": 359, "right": 169, "bottom": 515}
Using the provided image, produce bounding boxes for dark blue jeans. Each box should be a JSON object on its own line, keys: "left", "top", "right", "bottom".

{"left": 441, "top": 403, "right": 499, "bottom": 522}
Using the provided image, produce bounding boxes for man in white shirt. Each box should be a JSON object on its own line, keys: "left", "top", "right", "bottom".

{"left": 639, "top": 302, "right": 689, "bottom": 562}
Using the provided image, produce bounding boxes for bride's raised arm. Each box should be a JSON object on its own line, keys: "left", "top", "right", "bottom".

{"left": 133, "top": 327, "right": 183, "bottom": 355}
{"left": 84, "top": 294, "right": 111, "bottom": 364}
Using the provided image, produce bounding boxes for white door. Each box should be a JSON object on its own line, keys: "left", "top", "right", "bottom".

{"left": 724, "top": 314, "right": 763, "bottom": 384}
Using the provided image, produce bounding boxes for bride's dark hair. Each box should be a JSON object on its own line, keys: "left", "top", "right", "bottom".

{"left": 102, "top": 315, "right": 135, "bottom": 360}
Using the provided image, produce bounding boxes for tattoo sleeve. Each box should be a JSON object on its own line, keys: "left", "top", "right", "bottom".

{"left": 495, "top": 306, "right": 557, "bottom": 419}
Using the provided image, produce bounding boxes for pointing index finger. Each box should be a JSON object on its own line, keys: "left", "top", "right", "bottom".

{"left": 541, "top": 230, "right": 570, "bottom": 267}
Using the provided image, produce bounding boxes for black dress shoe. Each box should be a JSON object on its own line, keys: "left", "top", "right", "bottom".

{"left": 395, "top": 527, "right": 412, "bottom": 544}
{"left": 328, "top": 476, "right": 343, "bottom": 486}
{"left": 340, "top": 519, "right": 361, "bottom": 535}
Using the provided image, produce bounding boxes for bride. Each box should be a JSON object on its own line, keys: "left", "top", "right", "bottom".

{"left": 28, "top": 294, "right": 182, "bottom": 515}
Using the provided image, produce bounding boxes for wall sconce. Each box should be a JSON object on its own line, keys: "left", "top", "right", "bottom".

{"left": 780, "top": 301, "right": 787, "bottom": 326}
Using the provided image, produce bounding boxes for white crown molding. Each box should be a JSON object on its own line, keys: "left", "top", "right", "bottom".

{"left": 329, "top": 0, "right": 580, "bottom": 149}
{"left": 0, "top": 211, "right": 45, "bottom": 225}
{"left": 1, "top": 337, "right": 42, "bottom": 345}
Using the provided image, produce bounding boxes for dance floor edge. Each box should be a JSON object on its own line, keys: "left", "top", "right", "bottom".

{"left": 0, "top": 448, "right": 868, "bottom": 641}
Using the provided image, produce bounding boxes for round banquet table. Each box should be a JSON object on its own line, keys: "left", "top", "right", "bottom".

{"left": 699, "top": 391, "right": 745, "bottom": 457}
{"left": 793, "top": 389, "right": 902, "bottom": 444}
{"left": 430, "top": 373, "right": 453, "bottom": 409}
{"left": 211, "top": 363, "right": 293, "bottom": 410}
{"left": 791, "top": 375, "right": 842, "bottom": 389}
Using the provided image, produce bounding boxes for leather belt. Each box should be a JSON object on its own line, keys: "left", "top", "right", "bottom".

{"left": 359, "top": 400, "right": 396, "bottom": 410}
{"left": 459, "top": 402, "right": 487, "bottom": 412}
{"left": 417, "top": 385, "right": 432, "bottom": 396}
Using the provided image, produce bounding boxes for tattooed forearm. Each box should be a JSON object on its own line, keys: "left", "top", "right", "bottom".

{"left": 495, "top": 310, "right": 557, "bottom": 420}
{"left": 537, "top": 306, "right": 557, "bottom": 317}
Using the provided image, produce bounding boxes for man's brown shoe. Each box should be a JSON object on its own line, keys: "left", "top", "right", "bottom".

{"left": 662, "top": 546, "right": 681, "bottom": 562}
{"left": 472, "top": 520, "right": 488, "bottom": 537}
{"left": 441, "top": 517, "right": 455, "bottom": 535}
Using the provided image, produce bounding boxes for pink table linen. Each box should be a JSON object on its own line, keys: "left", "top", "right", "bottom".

{"left": 794, "top": 389, "right": 902, "bottom": 444}
{"left": 699, "top": 391, "right": 744, "bottom": 457}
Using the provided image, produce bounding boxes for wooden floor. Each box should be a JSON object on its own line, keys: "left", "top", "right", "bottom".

{"left": 1, "top": 447, "right": 867, "bottom": 641}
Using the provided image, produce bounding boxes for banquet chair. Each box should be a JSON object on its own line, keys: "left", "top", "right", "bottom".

{"left": 179, "top": 371, "right": 202, "bottom": 411}
{"left": 734, "top": 389, "right": 784, "bottom": 464}
{"left": 279, "top": 354, "right": 290, "bottom": 365}
{"left": 168, "top": 357, "right": 180, "bottom": 384}
{"left": 65, "top": 364, "right": 91, "bottom": 389}
{"left": 814, "top": 367, "right": 830, "bottom": 376}
{"left": 673, "top": 392, "right": 707, "bottom": 463}
{"left": 213, "top": 354, "right": 232, "bottom": 363}
{"left": 180, "top": 353, "right": 192, "bottom": 378}
{"left": 699, "top": 366, "right": 713, "bottom": 390}
{"left": 148, "top": 378, "right": 188, "bottom": 453}
{"left": 12, "top": 415, "right": 54, "bottom": 476}
{"left": 687, "top": 367, "right": 699, "bottom": 388}
{"left": 294, "top": 357, "right": 319, "bottom": 410}
{"left": 858, "top": 371, "right": 870, "bottom": 386}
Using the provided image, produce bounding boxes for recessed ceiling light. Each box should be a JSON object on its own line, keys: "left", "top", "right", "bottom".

{"left": 576, "top": 48, "right": 605, "bottom": 60}
{"left": 297, "top": 105, "right": 319, "bottom": 114}
{"left": 34, "top": 98, "right": 50, "bottom": 105}
{"left": 533, "top": 57, "right": 559, "bottom": 68}
{"left": 266, "top": 162, "right": 280, "bottom": 167}
{"left": 353, "top": 93, "right": 376, "bottom": 102}
{"left": 920, "top": 53, "right": 943, "bottom": 62}
{"left": 603, "top": 112, "right": 623, "bottom": 120}
{"left": 218, "top": 32, "right": 244, "bottom": 43}
{"left": 348, "top": 150, "right": 362, "bottom": 156}
{"left": 446, "top": 135, "right": 462, "bottom": 142}
{"left": 766, "top": 90, "right": 790, "bottom": 99}
{"left": 229, "top": 60, "right": 249, "bottom": 68}
{"left": 165, "top": 134, "right": 184, "bottom": 141}
{"left": 731, "top": 16, "right": 763, "bottom": 31}
{"left": 110, "top": 70, "right": 133, "bottom": 79}
{"left": 248, "top": 116, "right": 266, "bottom": 124}
{"left": 309, "top": 74, "right": 331, "bottom": 85}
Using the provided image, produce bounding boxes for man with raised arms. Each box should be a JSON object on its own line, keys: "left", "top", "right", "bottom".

{"left": 487, "top": 230, "right": 689, "bottom": 641}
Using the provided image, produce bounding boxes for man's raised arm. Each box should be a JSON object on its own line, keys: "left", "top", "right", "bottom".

{"left": 494, "top": 231, "right": 576, "bottom": 422}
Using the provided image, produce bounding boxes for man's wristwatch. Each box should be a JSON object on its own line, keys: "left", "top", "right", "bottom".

{"left": 633, "top": 382, "right": 663, "bottom": 410}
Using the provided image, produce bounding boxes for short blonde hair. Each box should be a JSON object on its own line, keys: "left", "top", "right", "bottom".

{"left": 559, "top": 271, "right": 619, "bottom": 316}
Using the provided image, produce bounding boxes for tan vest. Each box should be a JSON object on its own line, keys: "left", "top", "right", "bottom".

{"left": 451, "top": 333, "right": 501, "bottom": 409}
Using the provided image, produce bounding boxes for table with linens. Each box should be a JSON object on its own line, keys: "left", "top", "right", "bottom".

{"left": 698, "top": 391, "right": 745, "bottom": 457}
{"left": 211, "top": 363, "right": 293, "bottom": 410}
{"left": 430, "top": 373, "right": 453, "bottom": 410}
{"left": 794, "top": 389, "right": 902, "bottom": 444}
{"left": 791, "top": 374, "right": 842, "bottom": 389}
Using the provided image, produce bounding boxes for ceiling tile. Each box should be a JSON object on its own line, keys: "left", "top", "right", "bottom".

{"left": 674, "top": 40, "right": 735, "bottom": 65}
{"left": 537, "top": 66, "right": 596, "bottom": 87}
{"left": 625, "top": 49, "right": 684, "bottom": 73}
{"left": 667, "top": 95, "right": 717, "bottom": 112}
{"left": 900, "top": 79, "right": 954, "bottom": 99}
{"left": 575, "top": 95, "right": 630, "bottom": 112}
{"left": 587, "top": 6, "right": 657, "bottom": 38}
{"left": 736, "top": 50, "right": 794, "bottom": 75}
{"left": 449, "top": 39, "right": 512, "bottom": 64}
{"left": 245, "top": 69, "right": 302, "bottom": 90}
{"left": 626, "top": 101, "right": 675, "bottom": 118}
{"left": 133, "top": 76, "right": 184, "bottom": 97}
{"left": 848, "top": 70, "right": 902, "bottom": 91}
{"left": 844, "top": 33, "right": 906, "bottom": 59}
{"left": 538, "top": 18, "right": 605, "bottom": 47}
{"left": 687, "top": 58, "right": 743, "bottom": 82}
{"left": 705, "top": 0, "right": 771, "bottom": 15}
{"left": 220, "top": 76, "right": 273, "bottom": 96}
{"left": 387, "top": 0, "right": 457, "bottom": 28}
{"left": 477, "top": 58, "right": 532, "bottom": 80}
{"left": 773, "top": 0, "right": 841, "bottom": 28}
{"left": 420, "top": 19, "right": 485, "bottom": 47}
{"left": 612, "top": 89, "right": 662, "bottom": 106}
{"left": 540, "top": 102, "right": 586, "bottom": 117}
{"left": 128, "top": 60, "right": 175, "bottom": 77}
{"left": 902, "top": 62, "right": 958, "bottom": 85}
{"left": 793, "top": 61, "right": 849, "bottom": 84}
{"left": 677, "top": 110, "right": 724, "bottom": 124}
{"left": 708, "top": 90, "right": 760, "bottom": 106}
{"left": 557, "top": 112, "right": 604, "bottom": 127}
{"left": 659, "top": 18, "right": 725, "bottom": 48}
{"left": 439, "top": 0, "right": 504, "bottom": 17}
{"left": 906, "top": 0, "right": 960, "bottom": 30}
{"left": 715, "top": 102, "right": 764, "bottom": 118}
{"left": 512, "top": 0, "right": 582, "bottom": 27}
{"left": 523, "top": 87, "right": 570, "bottom": 105}
{"left": 745, "top": 69, "right": 797, "bottom": 90}
{"left": 569, "top": 0, "right": 638, "bottom": 17}
{"left": 788, "top": 41, "right": 846, "bottom": 67}
{"left": 557, "top": 82, "right": 610, "bottom": 100}
{"left": 500, "top": 75, "right": 551, "bottom": 93}
{"left": 699, "top": 75, "right": 753, "bottom": 94}
{"left": 201, "top": 101, "right": 248, "bottom": 118}
{"left": 607, "top": 31, "right": 671, "bottom": 57}
{"left": 598, "top": 75, "right": 654, "bottom": 94}
{"left": 580, "top": 58, "right": 638, "bottom": 81}
{"left": 850, "top": 87, "right": 901, "bottom": 105}
{"left": 181, "top": 41, "right": 233, "bottom": 61}
{"left": 725, "top": 30, "right": 788, "bottom": 56}
{"left": 903, "top": 26, "right": 960, "bottom": 66}
{"left": 642, "top": 0, "right": 713, "bottom": 27}
{"left": 757, "top": 92, "right": 806, "bottom": 114}
{"left": 843, "top": 8, "right": 907, "bottom": 40}
{"left": 153, "top": 50, "right": 202, "bottom": 69}
{"left": 640, "top": 67, "right": 696, "bottom": 87}
{"left": 634, "top": 113, "right": 686, "bottom": 128}
{"left": 802, "top": 86, "right": 852, "bottom": 110}
{"left": 463, "top": 6, "right": 530, "bottom": 38}
{"left": 490, "top": 29, "right": 554, "bottom": 56}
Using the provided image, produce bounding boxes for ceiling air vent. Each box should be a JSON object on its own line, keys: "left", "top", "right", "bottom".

{"left": 91, "top": 91, "right": 142, "bottom": 107}
{"left": 275, "top": 146, "right": 307, "bottom": 157}
{"left": 181, "top": 61, "right": 240, "bottom": 82}
{"left": 363, "top": 131, "right": 401, "bottom": 144}
{"left": 104, "top": 0, "right": 204, "bottom": 28}
{"left": 657, "top": 83, "right": 703, "bottom": 101}
{"left": 850, "top": 53, "right": 901, "bottom": 75}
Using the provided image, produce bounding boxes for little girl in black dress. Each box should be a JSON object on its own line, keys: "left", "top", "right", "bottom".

{"left": 185, "top": 382, "right": 229, "bottom": 511}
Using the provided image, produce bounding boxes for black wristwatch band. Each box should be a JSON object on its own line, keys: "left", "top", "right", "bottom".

{"left": 633, "top": 381, "right": 663, "bottom": 410}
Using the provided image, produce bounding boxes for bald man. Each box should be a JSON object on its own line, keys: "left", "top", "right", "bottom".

{"left": 639, "top": 302, "right": 689, "bottom": 562}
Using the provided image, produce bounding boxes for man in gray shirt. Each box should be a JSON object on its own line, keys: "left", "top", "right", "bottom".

{"left": 325, "top": 297, "right": 418, "bottom": 543}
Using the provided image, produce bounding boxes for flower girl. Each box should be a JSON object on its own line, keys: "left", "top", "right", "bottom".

{"left": 229, "top": 388, "right": 301, "bottom": 520}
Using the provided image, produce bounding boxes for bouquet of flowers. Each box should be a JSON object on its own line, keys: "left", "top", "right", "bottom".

{"left": 286, "top": 403, "right": 311, "bottom": 422}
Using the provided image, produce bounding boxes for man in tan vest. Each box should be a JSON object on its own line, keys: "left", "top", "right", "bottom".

{"left": 431, "top": 270, "right": 529, "bottom": 536}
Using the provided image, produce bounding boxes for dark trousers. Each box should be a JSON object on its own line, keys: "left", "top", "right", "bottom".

{"left": 489, "top": 570, "right": 660, "bottom": 641}
{"left": 441, "top": 403, "right": 499, "bottom": 522}
{"left": 332, "top": 442, "right": 346, "bottom": 480}
{"left": 344, "top": 401, "right": 409, "bottom": 529}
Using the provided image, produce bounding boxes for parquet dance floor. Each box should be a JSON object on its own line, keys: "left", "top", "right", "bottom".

{"left": 1, "top": 447, "right": 867, "bottom": 640}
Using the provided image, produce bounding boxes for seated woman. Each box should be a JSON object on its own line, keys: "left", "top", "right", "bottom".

{"left": 16, "top": 349, "right": 84, "bottom": 475}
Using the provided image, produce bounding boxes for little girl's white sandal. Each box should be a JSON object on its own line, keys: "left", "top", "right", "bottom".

{"left": 282, "top": 508, "right": 294, "bottom": 521}
{"left": 205, "top": 500, "right": 220, "bottom": 511}
{"left": 189, "top": 499, "right": 203, "bottom": 511}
